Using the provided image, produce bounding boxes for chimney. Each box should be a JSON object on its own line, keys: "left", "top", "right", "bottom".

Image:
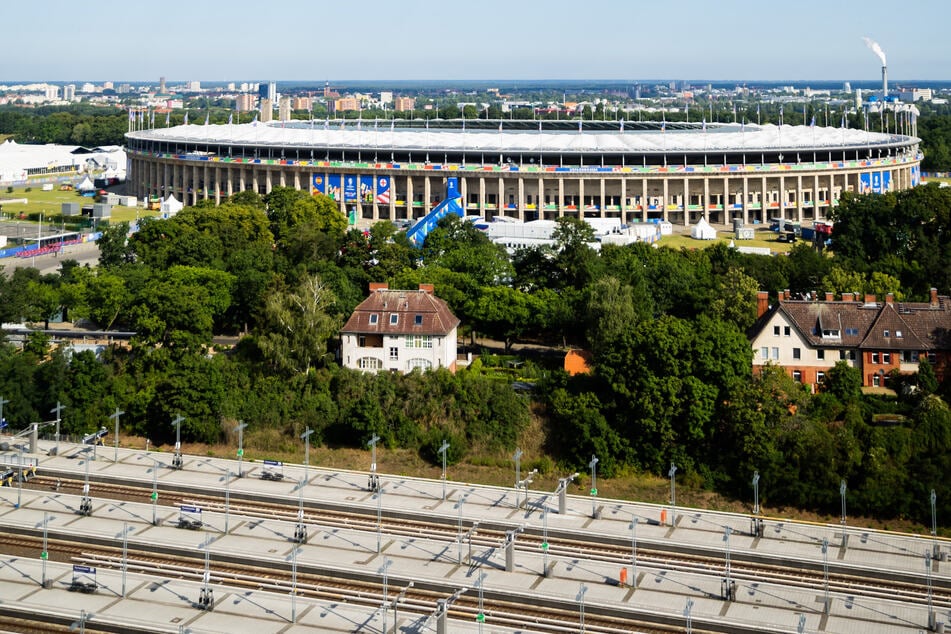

{"left": 369, "top": 282, "right": 388, "bottom": 292}
{"left": 783, "top": 288, "right": 791, "bottom": 301}
{"left": 885, "top": 292, "right": 894, "bottom": 304}
{"left": 931, "top": 287, "right": 939, "bottom": 307}
{"left": 843, "top": 292, "right": 854, "bottom": 303}
{"left": 756, "top": 291, "right": 769, "bottom": 319}
{"left": 418, "top": 283, "right": 435, "bottom": 295}
{"left": 864, "top": 293, "right": 877, "bottom": 305}
{"left": 825, "top": 292, "right": 834, "bottom": 302}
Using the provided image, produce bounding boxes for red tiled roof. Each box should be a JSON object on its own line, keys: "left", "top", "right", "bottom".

{"left": 341, "top": 287, "right": 459, "bottom": 336}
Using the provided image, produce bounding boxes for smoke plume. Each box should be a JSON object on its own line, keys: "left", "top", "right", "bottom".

{"left": 862, "top": 37, "right": 887, "bottom": 66}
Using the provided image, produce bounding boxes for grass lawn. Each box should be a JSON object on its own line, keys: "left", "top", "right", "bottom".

{"left": 0, "top": 185, "right": 158, "bottom": 225}
{"left": 658, "top": 227, "right": 795, "bottom": 254}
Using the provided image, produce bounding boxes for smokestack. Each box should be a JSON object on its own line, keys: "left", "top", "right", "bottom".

{"left": 882, "top": 66, "right": 888, "bottom": 98}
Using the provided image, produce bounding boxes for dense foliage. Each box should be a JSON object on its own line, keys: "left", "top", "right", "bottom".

{"left": 1, "top": 179, "right": 950, "bottom": 527}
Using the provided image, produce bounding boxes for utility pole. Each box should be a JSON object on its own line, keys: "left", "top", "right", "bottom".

{"left": 110, "top": 408, "right": 124, "bottom": 464}
{"left": 234, "top": 421, "right": 247, "bottom": 478}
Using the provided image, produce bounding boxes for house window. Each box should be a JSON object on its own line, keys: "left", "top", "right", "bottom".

{"left": 415, "top": 314, "right": 423, "bottom": 326}
{"left": 845, "top": 327, "right": 859, "bottom": 336}
{"left": 822, "top": 328, "right": 840, "bottom": 338}
{"left": 902, "top": 350, "right": 919, "bottom": 363}
{"left": 407, "top": 358, "right": 432, "bottom": 371}
{"left": 358, "top": 357, "right": 382, "bottom": 370}
{"left": 817, "top": 350, "right": 825, "bottom": 360}
{"left": 816, "top": 371, "right": 826, "bottom": 384}
{"left": 358, "top": 336, "right": 367, "bottom": 347}
{"left": 389, "top": 347, "right": 399, "bottom": 360}
{"left": 390, "top": 314, "right": 399, "bottom": 325}
{"left": 793, "top": 370, "right": 802, "bottom": 382}
{"left": 884, "top": 330, "right": 890, "bottom": 337}
{"left": 928, "top": 352, "right": 937, "bottom": 364}
{"left": 784, "top": 326, "right": 791, "bottom": 336}
{"left": 761, "top": 347, "right": 769, "bottom": 360}
{"left": 421, "top": 335, "right": 433, "bottom": 349}
{"left": 873, "top": 374, "right": 881, "bottom": 387}
{"left": 773, "top": 325, "right": 780, "bottom": 336}
{"left": 882, "top": 352, "right": 891, "bottom": 364}
{"left": 771, "top": 347, "right": 779, "bottom": 360}
{"left": 871, "top": 352, "right": 880, "bottom": 364}
{"left": 895, "top": 330, "right": 902, "bottom": 338}
{"left": 369, "top": 314, "right": 379, "bottom": 325}
{"left": 793, "top": 348, "right": 801, "bottom": 360}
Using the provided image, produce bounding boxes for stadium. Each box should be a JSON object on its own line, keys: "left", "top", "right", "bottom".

{"left": 125, "top": 119, "right": 921, "bottom": 232}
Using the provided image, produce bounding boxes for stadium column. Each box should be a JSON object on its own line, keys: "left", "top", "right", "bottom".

{"left": 226, "top": 166, "right": 233, "bottom": 199}
{"left": 536, "top": 177, "right": 544, "bottom": 221}
{"left": 424, "top": 176, "right": 431, "bottom": 215}
{"left": 265, "top": 169, "right": 272, "bottom": 195}
{"left": 163, "top": 162, "right": 169, "bottom": 199}
{"left": 517, "top": 177, "right": 525, "bottom": 221}
{"left": 813, "top": 174, "right": 820, "bottom": 220}
{"left": 578, "top": 178, "right": 585, "bottom": 219}
{"left": 662, "top": 178, "right": 669, "bottom": 223}
{"left": 191, "top": 164, "right": 199, "bottom": 205}
{"left": 406, "top": 178, "right": 414, "bottom": 219}
{"left": 203, "top": 163, "right": 210, "bottom": 203}
{"left": 703, "top": 177, "right": 710, "bottom": 223}
{"left": 722, "top": 176, "right": 730, "bottom": 224}
{"left": 214, "top": 166, "right": 221, "bottom": 204}
{"left": 292, "top": 170, "right": 300, "bottom": 191}
{"left": 760, "top": 176, "right": 768, "bottom": 224}
{"left": 641, "top": 178, "right": 648, "bottom": 223}
{"left": 599, "top": 178, "right": 606, "bottom": 219}
{"left": 682, "top": 177, "right": 690, "bottom": 227}
{"left": 279, "top": 168, "right": 286, "bottom": 188}
{"left": 478, "top": 177, "right": 485, "bottom": 217}
{"left": 497, "top": 176, "right": 504, "bottom": 218}
{"left": 742, "top": 177, "right": 749, "bottom": 225}
{"left": 796, "top": 175, "right": 803, "bottom": 223}
{"left": 619, "top": 178, "right": 627, "bottom": 223}
{"left": 557, "top": 178, "right": 565, "bottom": 218}
{"left": 778, "top": 175, "right": 786, "bottom": 222}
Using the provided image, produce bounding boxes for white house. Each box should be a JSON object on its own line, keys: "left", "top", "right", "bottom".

{"left": 340, "top": 283, "right": 460, "bottom": 373}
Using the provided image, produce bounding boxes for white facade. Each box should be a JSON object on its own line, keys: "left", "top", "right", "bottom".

{"left": 342, "top": 331, "right": 456, "bottom": 373}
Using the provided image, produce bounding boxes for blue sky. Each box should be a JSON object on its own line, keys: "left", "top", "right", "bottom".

{"left": 4, "top": 0, "right": 949, "bottom": 82}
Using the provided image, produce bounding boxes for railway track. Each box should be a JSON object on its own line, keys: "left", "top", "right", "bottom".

{"left": 23, "top": 474, "right": 951, "bottom": 613}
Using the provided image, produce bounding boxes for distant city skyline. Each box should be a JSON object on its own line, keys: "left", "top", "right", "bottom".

{"left": 4, "top": 0, "right": 950, "bottom": 82}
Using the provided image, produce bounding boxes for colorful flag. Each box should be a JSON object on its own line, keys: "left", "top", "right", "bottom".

{"left": 183, "top": 111, "right": 189, "bottom": 125}
{"left": 228, "top": 112, "right": 233, "bottom": 125}
{"left": 578, "top": 119, "right": 582, "bottom": 132}
{"left": 165, "top": 111, "right": 170, "bottom": 127}
{"left": 620, "top": 119, "right": 625, "bottom": 132}
{"left": 660, "top": 120, "right": 666, "bottom": 132}
{"left": 702, "top": 118, "right": 707, "bottom": 131}
{"left": 810, "top": 116, "right": 816, "bottom": 128}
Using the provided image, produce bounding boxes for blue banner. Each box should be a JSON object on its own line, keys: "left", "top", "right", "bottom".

{"left": 446, "top": 177, "right": 459, "bottom": 200}
{"left": 375, "top": 176, "right": 391, "bottom": 204}
{"left": 327, "top": 175, "right": 341, "bottom": 201}
{"left": 359, "top": 176, "right": 374, "bottom": 203}
{"left": 312, "top": 173, "right": 325, "bottom": 195}
{"left": 343, "top": 174, "right": 358, "bottom": 202}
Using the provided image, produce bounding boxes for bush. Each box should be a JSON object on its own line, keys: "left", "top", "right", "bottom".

{"left": 5, "top": 186, "right": 12, "bottom": 194}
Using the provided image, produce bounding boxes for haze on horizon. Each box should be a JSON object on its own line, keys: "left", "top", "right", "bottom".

{"left": 3, "top": 0, "right": 949, "bottom": 83}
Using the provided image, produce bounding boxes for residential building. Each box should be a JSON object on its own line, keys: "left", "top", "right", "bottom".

{"left": 259, "top": 98, "right": 273, "bottom": 122}
{"left": 394, "top": 96, "right": 415, "bottom": 112}
{"left": 235, "top": 93, "right": 256, "bottom": 112}
{"left": 333, "top": 97, "right": 360, "bottom": 112}
{"left": 750, "top": 288, "right": 951, "bottom": 391}
{"left": 278, "top": 96, "right": 291, "bottom": 122}
{"left": 341, "top": 283, "right": 459, "bottom": 373}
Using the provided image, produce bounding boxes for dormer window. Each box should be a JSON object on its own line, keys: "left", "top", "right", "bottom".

{"left": 415, "top": 314, "right": 423, "bottom": 326}
{"left": 896, "top": 330, "right": 902, "bottom": 338}
{"left": 884, "top": 329, "right": 890, "bottom": 337}
{"left": 390, "top": 314, "right": 399, "bottom": 325}
{"left": 369, "top": 314, "right": 379, "bottom": 325}
{"left": 821, "top": 328, "right": 840, "bottom": 338}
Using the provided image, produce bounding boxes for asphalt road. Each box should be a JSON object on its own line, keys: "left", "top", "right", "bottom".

{"left": 0, "top": 240, "right": 100, "bottom": 276}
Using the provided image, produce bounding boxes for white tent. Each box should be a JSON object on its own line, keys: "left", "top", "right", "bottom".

{"left": 76, "top": 176, "right": 95, "bottom": 191}
{"left": 160, "top": 194, "right": 184, "bottom": 216}
{"left": 690, "top": 217, "right": 717, "bottom": 240}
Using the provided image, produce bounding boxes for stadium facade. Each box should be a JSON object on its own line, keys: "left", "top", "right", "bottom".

{"left": 125, "top": 120, "right": 921, "bottom": 226}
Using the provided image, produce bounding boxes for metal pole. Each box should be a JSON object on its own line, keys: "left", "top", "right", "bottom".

{"left": 171, "top": 415, "right": 184, "bottom": 469}
{"left": 16, "top": 447, "right": 23, "bottom": 508}
{"left": 235, "top": 421, "right": 247, "bottom": 477}
{"left": 392, "top": 581, "right": 413, "bottom": 634}
{"left": 0, "top": 395, "right": 9, "bottom": 433}
{"left": 291, "top": 546, "right": 299, "bottom": 623}
{"left": 376, "top": 484, "right": 383, "bottom": 553}
{"left": 931, "top": 489, "right": 939, "bottom": 559}
{"left": 589, "top": 455, "right": 599, "bottom": 519}
{"left": 120, "top": 522, "right": 133, "bottom": 598}
{"left": 631, "top": 516, "right": 638, "bottom": 587}
{"left": 379, "top": 558, "right": 392, "bottom": 634}
{"left": 110, "top": 408, "right": 124, "bottom": 464}
{"left": 41, "top": 512, "right": 49, "bottom": 588}
{"left": 542, "top": 506, "right": 549, "bottom": 576}
{"left": 51, "top": 401, "right": 64, "bottom": 456}
{"left": 300, "top": 428, "right": 314, "bottom": 484}
{"left": 839, "top": 480, "right": 847, "bottom": 526}
{"left": 668, "top": 462, "right": 677, "bottom": 526}
{"left": 926, "top": 551, "right": 935, "bottom": 630}
{"left": 752, "top": 470, "right": 760, "bottom": 515}
{"left": 476, "top": 572, "right": 487, "bottom": 633}
{"left": 577, "top": 583, "right": 587, "bottom": 634}
{"left": 457, "top": 495, "right": 466, "bottom": 564}
{"left": 368, "top": 434, "right": 380, "bottom": 473}
{"left": 513, "top": 448, "right": 522, "bottom": 508}
{"left": 224, "top": 471, "right": 231, "bottom": 534}
{"left": 685, "top": 598, "right": 694, "bottom": 634}
{"left": 724, "top": 526, "right": 732, "bottom": 599}
{"left": 151, "top": 460, "right": 158, "bottom": 525}
{"left": 438, "top": 440, "right": 450, "bottom": 500}
{"left": 821, "top": 538, "right": 830, "bottom": 614}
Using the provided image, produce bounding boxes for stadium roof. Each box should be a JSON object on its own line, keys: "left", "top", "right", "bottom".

{"left": 128, "top": 121, "right": 915, "bottom": 155}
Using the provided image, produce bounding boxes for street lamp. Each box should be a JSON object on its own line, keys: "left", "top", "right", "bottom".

{"left": 234, "top": 421, "right": 247, "bottom": 478}
{"left": 588, "top": 455, "right": 599, "bottom": 519}
{"left": 821, "top": 538, "right": 830, "bottom": 614}
{"left": 630, "top": 516, "right": 639, "bottom": 587}
{"left": 839, "top": 479, "right": 847, "bottom": 526}
{"left": 437, "top": 440, "right": 450, "bottom": 500}
{"left": 752, "top": 470, "right": 761, "bottom": 515}
{"left": 930, "top": 489, "right": 940, "bottom": 559}
{"left": 300, "top": 427, "right": 314, "bottom": 484}
{"left": 109, "top": 408, "right": 124, "bottom": 464}
{"left": 368, "top": 434, "right": 380, "bottom": 473}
